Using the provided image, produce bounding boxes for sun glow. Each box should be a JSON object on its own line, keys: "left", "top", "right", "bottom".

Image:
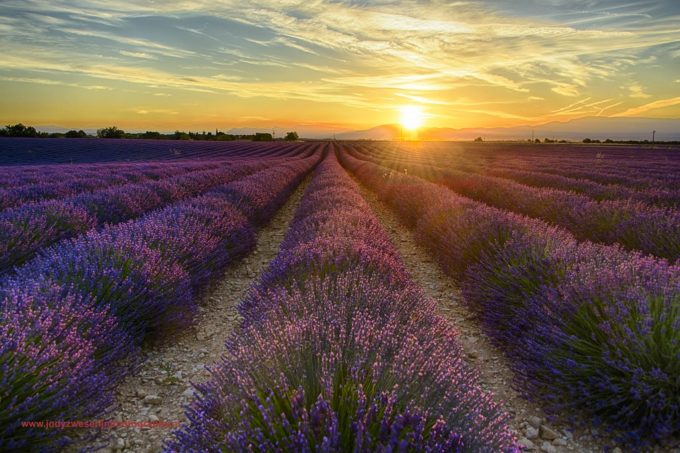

{"left": 399, "top": 106, "right": 425, "bottom": 130}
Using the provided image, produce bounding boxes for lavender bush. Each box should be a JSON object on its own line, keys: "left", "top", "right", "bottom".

{"left": 169, "top": 154, "right": 518, "bottom": 452}
{"left": 341, "top": 150, "right": 680, "bottom": 445}
{"left": 0, "top": 160, "right": 275, "bottom": 275}
{"left": 0, "top": 283, "right": 126, "bottom": 451}
{"left": 365, "top": 156, "right": 680, "bottom": 261}
{"left": 0, "top": 155, "right": 319, "bottom": 449}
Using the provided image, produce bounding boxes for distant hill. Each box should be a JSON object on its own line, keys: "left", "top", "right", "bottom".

{"left": 32, "top": 116, "right": 679, "bottom": 141}
{"left": 336, "top": 117, "right": 680, "bottom": 141}
{"left": 335, "top": 124, "right": 402, "bottom": 140}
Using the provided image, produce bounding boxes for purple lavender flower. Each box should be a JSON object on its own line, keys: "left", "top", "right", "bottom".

{"left": 169, "top": 154, "right": 518, "bottom": 452}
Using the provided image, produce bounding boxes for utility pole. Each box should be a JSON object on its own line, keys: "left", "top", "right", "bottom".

{"left": 531, "top": 129, "right": 535, "bottom": 143}
{"left": 652, "top": 130, "right": 656, "bottom": 144}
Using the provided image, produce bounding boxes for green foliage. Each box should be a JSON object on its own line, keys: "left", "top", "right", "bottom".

{"left": 97, "top": 126, "right": 125, "bottom": 139}
{"left": 285, "top": 131, "right": 299, "bottom": 141}
{"left": 1, "top": 123, "right": 39, "bottom": 137}
{"left": 253, "top": 132, "right": 273, "bottom": 141}
{"left": 140, "top": 131, "right": 161, "bottom": 139}
{"left": 65, "top": 130, "right": 87, "bottom": 138}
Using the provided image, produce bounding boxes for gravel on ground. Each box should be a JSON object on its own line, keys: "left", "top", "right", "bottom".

{"left": 358, "top": 181, "right": 609, "bottom": 453}
{"left": 67, "top": 178, "right": 309, "bottom": 453}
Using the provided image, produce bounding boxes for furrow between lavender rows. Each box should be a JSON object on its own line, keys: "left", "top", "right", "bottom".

{"left": 168, "top": 152, "right": 519, "bottom": 452}
{"left": 356, "top": 142, "right": 680, "bottom": 207}
{"left": 355, "top": 173, "right": 602, "bottom": 452}
{"left": 66, "top": 170, "right": 312, "bottom": 453}
{"left": 339, "top": 149, "right": 679, "bottom": 448}
{"left": 349, "top": 146, "right": 680, "bottom": 261}
{"left": 377, "top": 141, "right": 680, "bottom": 190}
{"left": 486, "top": 168, "right": 680, "bottom": 208}
{"left": 0, "top": 160, "right": 232, "bottom": 211}
{"left": 0, "top": 137, "right": 315, "bottom": 166}
{"left": 0, "top": 151, "right": 321, "bottom": 451}
{"left": 0, "top": 153, "right": 313, "bottom": 275}
{"left": 0, "top": 140, "right": 316, "bottom": 191}
{"left": 0, "top": 141, "right": 317, "bottom": 212}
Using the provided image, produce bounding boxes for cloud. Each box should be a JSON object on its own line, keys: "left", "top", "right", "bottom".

{"left": 60, "top": 27, "right": 196, "bottom": 59}
{"left": 628, "top": 84, "right": 651, "bottom": 98}
{"left": 119, "top": 50, "right": 156, "bottom": 60}
{"left": 613, "top": 96, "right": 680, "bottom": 117}
{"left": 597, "top": 101, "right": 623, "bottom": 116}
{"left": 135, "top": 108, "right": 178, "bottom": 115}
{"left": 1, "top": 0, "right": 679, "bottom": 128}
{"left": 0, "top": 75, "right": 112, "bottom": 90}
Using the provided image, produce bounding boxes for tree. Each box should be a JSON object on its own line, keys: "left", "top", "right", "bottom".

{"left": 141, "top": 131, "right": 161, "bottom": 139}
{"left": 473, "top": 136, "right": 483, "bottom": 142}
{"left": 97, "top": 126, "right": 125, "bottom": 139}
{"left": 65, "top": 130, "right": 87, "bottom": 138}
{"left": 284, "top": 131, "right": 299, "bottom": 141}
{"left": 3, "top": 123, "right": 39, "bottom": 137}
{"left": 253, "top": 132, "right": 273, "bottom": 141}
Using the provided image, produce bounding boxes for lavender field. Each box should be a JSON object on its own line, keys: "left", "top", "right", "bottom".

{"left": 1, "top": 139, "right": 679, "bottom": 452}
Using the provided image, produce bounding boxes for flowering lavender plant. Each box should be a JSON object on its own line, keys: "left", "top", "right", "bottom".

{"left": 169, "top": 155, "right": 518, "bottom": 452}
{"left": 341, "top": 149, "right": 680, "bottom": 445}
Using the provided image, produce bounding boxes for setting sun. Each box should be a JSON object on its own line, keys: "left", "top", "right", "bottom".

{"left": 400, "top": 106, "right": 425, "bottom": 130}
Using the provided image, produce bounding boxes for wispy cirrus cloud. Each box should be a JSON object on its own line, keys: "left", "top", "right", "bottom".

{"left": 0, "top": 0, "right": 678, "bottom": 129}
{"left": 613, "top": 96, "right": 680, "bottom": 117}
{"left": 0, "top": 75, "right": 112, "bottom": 90}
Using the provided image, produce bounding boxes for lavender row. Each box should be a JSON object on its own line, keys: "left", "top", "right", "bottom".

{"left": 363, "top": 142, "right": 680, "bottom": 190}
{"left": 0, "top": 159, "right": 291, "bottom": 274}
{"left": 0, "top": 154, "right": 319, "bottom": 451}
{"left": 350, "top": 147, "right": 680, "bottom": 261}
{"left": 356, "top": 142, "right": 680, "bottom": 201}
{"left": 480, "top": 155, "right": 680, "bottom": 190}
{"left": 0, "top": 161, "right": 228, "bottom": 208}
{"left": 0, "top": 141, "right": 313, "bottom": 187}
{"left": 0, "top": 141, "right": 315, "bottom": 196}
{"left": 487, "top": 168, "right": 680, "bottom": 208}
{"left": 0, "top": 160, "right": 222, "bottom": 190}
{"left": 354, "top": 143, "right": 680, "bottom": 207}
{"left": 496, "top": 159, "right": 680, "bottom": 190}
{"left": 169, "top": 153, "right": 518, "bottom": 452}
{"left": 340, "top": 150, "right": 680, "bottom": 446}
{"left": 0, "top": 137, "right": 315, "bottom": 165}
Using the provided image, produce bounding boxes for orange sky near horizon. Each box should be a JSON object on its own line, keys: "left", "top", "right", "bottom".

{"left": 1, "top": 1, "right": 679, "bottom": 136}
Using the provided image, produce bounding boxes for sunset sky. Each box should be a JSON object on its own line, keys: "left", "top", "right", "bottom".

{"left": 1, "top": 0, "right": 679, "bottom": 135}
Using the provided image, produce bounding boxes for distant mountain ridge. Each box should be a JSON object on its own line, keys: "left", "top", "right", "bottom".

{"left": 336, "top": 117, "right": 680, "bottom": 141}
{"left": 32, "top": 116, "right": 679, "bottom": 141}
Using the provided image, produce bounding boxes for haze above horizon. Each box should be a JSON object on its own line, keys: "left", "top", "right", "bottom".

{"left": 1, "top": 0, "right": 679, "bottom": 136}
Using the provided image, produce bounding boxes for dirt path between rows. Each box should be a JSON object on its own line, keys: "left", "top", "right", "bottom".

{"left": 68, "top": 178, "right": 308, "bottom": 453}
{"left": 358, "top": 182, "right": 609, "bottom": 453}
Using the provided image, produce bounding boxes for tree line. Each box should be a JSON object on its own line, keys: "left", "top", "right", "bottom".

{"left": 0, "top": 124, "right": 300, "bottom": 141}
